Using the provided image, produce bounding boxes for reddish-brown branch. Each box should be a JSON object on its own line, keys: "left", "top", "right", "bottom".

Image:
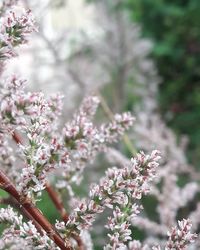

{"left": 45, "top": 184, "right": 84, "bottom": 250}
{"left": 0, "top": 170, "right": 71, "bottom": 250}
{"left": 45, "top": 183, "right": 69, "bottom": 222}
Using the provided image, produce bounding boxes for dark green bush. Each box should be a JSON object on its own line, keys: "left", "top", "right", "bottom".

{"left": 125, "top": 0, "right": 200, "bottom": 166}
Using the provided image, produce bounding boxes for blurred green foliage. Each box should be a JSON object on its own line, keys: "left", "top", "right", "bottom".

{"left": 124, "top": 0, "right": 200, "bottom": 166}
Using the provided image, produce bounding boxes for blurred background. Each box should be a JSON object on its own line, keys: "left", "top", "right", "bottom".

{"left": 5, "top": 0, "right": 200, "bottom": 248}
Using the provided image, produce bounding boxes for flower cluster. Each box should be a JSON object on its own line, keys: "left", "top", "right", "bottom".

{"left": 0, "top": 75, "right": 68, "bottom": 195}
{"left": 127, "top": 220, "right": 197, "bottom": 250}
{"left": 62, "top": 98, "right": 134, "bottom": 182}
{"left": 57, "top": 150, "right": 160, "bottom": 248}
{"left": 0, "top": 206, "right": 59, "bottom": 249}
{"left": 0, "top": 76, "right": 47, "bottom": 130}
{"left": 101, "top": 113, "right": 135, "bottom": 143}
{"left": 0, "top": 3, "right": 35, "bottom": 60}
{"left": 166, "top": 219, "right": 197, "bottom": 250}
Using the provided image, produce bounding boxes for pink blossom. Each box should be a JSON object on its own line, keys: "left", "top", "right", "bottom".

{"left": 0, "top": 5, "right": 36, "bottom": 60}
{"left": 0, "top": 206, "right": 58, "bottom": 249}
{"left": 166, "top": 219, "right": 197, "bottom": 250}
{"left": 62, "top": 150, "right": 160, "bottom": 244}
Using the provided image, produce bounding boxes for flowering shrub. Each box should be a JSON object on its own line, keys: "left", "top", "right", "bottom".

{"left": 0, "top": 1, "right": 198, "bottom": 250}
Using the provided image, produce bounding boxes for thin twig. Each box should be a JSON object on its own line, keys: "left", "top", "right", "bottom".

{"left": 45, "top": 184, "right": 84, "bottom": 250}
{"left": 45, "top": 183, "right": 69, "bottom": 222}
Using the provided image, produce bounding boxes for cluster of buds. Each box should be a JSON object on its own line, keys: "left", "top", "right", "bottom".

{"left": 0, "top": 2, "right": 35, "bottom": 60}
{"left": 0, "top": 206, "right": 58, "bottom": 249}
{"left": 166, "top": 219, "right": 197, "bottom": 250}
{"left": 128, "top": 220, "right": 197, "bottom": 250}
{"left": 62, "top": 97, "right": 134, "bottom": 183}
{"left": 56, "top": 151, "right": 160, "bottom": 247}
